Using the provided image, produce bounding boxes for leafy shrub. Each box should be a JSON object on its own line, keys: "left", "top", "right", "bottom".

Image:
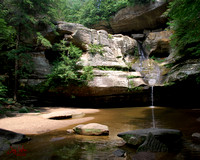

{"left": 0, "top": 76, "right": 8, "bottom": 104}
{"left": 19, "top": 107, "right": 29, "bottom": 113}
{"left": 128, "top": 0, "right": 152, "bottom": 5}
{"left": 88, "top": 44, "right": 104, "bottom": 55}
{"left": 43, "top": 42, "right": 93, "bottom": 90}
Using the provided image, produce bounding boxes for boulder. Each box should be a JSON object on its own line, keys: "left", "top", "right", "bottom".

{"left": 192, "top": 133, "right": 200, "bottom": 139}
{"left": 66, "top": 129, "right": 75, "bottom": 134}
{"left": 131, "top": 34, "right": 145, "bottom": 40}
{"left": 109, "top": 1, "right": 169, "bottom": 33}
{"left": 164, "top": 59, "right": 200, "bottom": 83}
{"left": 143, "top": 31, "right": 172, "bottom": 57}
{"left": 0, "top": 137, "right": 10, "bottom": 156}
{"left": 73, "top": 123, "right": 109, "bottom": 136}
{"left": 117, "top": 128, "right": 182, "bottom": 152}
{"left": 0, "top": 129, "right": 30, "bottom": 156}
{"left": 57, "top": 21, "right": 84, "bottom": 35}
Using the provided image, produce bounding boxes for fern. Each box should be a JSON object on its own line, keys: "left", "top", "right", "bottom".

{"left": 37, "top": 32, "right": 52, "bottom": 48}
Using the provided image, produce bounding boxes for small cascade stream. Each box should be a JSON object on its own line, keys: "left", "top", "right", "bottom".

{"left": 137, "top": 40, "right": 148, "bottom": 61}
{"left": 151, "top": 86, "right": 154, "bottom": 106}
{"left": 150, "top": 86, "right": 156, "bottom": 128}
{"left": 134, "top": 40, "right": 161, "bottom": 128}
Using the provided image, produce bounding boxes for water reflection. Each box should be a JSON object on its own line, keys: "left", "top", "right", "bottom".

{"left": 0, "top": 107, "right": 200, "bottom": 160}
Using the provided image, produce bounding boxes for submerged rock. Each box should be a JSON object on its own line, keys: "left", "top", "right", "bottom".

{"left": 0, "top": 129, "right": 30, "bottom": 156}
{"left": 73, "top": 123, "right": 109, "bottom": 136}
{"left": 66, "top": 129, "right": 75, "bottom": 134}
{"left": 192, "top": 133, "right": 200, "bottom": 139}
{"left": 113, "top": 149, "right": 126, "bottom": 157}
{"left": 0, "top": 137, "right": 10, "bottom": 156}
{"left": 117, "top": 128, "right": 182, "bottom": 152}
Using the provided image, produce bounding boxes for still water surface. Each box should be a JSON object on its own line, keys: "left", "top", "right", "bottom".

{"left": 1, "top": 106, "right": 200, "bottom": 160}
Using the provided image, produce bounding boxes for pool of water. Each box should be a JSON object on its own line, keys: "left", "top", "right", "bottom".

{"left": 1, "top": 106, "right": 200, "bottom": 160}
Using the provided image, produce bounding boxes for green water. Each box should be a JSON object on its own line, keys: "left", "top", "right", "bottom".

{"left": 1, "top": 106, "right": 200, "bottom": 160}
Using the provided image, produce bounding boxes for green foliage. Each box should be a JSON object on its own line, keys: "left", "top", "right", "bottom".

{"left": 167, "top": 0, "right": 200, "bottom": 57}
{"left": 164, "top": 81, "right": 175, "bottom": 86}
{"left": 88, "top": 44, "right": 104, "bottom": 55}
{"left": 128, "top": 80, "right": 143, "bottom": 92}
{"left": 196, "top": 76, "right": 200, "bottom": 84}
{"left": 0, "top": 0, "right": 58, "bottom": 100}
{"left": 36, "top": 32, "right": 52, "bottom": 48}
{"left": 19, "top": 107, "right": 29, "bottom": 113}
{"left": 0, "top": 4, "right": 16, "bottom": 49}
{"left": 128, "top": 0, "right": 152, "bottom": 5}
{"left": 164, "top": 63, "right": 174, "bottom": 68}
{"left": 95, "top": 66, "right": 129, "bottom": 71}
{"left": 116, "top": 56, "right": 122, "bottom": 59}
{"left": 80, "top": 66, "right": 94, "bottom": 83}
{"left": 56, "top": 144, "right": 81, "bottom": 160}
{"left": 127, "top": 75, "right": 141, "bottom": 79}
{"left": 44, "top": 42, "right": 93, "bottom": 90}
{"left": 0, "top": 76, "right": 8, "bottom": 104}
{"left": 64, "top": 0, "right": 129, "bottom": 27}
{"left": 108, "top": 34, "right": 113, "bottom": 39}
{"left": 150, "top": 56, "right": 166, "bottom": 63}
{"left": 7, "top": 46, "right": 34, "bottom": 78}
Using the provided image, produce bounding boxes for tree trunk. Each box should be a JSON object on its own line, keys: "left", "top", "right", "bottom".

{"left": 14, "top": 32, "right": 20, "bottom": 101}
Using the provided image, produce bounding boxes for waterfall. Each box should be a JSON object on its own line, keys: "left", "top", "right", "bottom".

{"left": 151, "top": 86, "right": 156, "bottom": 128}
{"left": 137, "top": 40, "right": 147, "bottom": 62}
{"left": 151, "top": 86, "right": 154, "bottom": 106}
{"left": 134, "top": 40, "right": 159, "bottom": 128}
{"left": 151, "top": 105, "right": 156, "bottom": 128}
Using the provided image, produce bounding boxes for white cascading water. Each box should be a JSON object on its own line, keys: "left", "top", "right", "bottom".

{"left": 151, "top": 86, "right": 156, "bottom": 128}
{"left": 151, "top": 86, "right": 154, "bottom": 106}
{"left": 133, "top": 40, "right": 160, "bottom": 128}
{"left": 149, "top": 79, "right": 156, "bottom": 128}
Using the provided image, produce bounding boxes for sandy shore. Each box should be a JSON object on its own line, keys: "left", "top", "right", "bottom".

{"left": 0, "top": 107, "right": 99, "bottom": 135}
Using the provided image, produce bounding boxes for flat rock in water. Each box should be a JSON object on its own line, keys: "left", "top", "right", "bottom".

{"left": 117, "top": 128, "right": 182, "bottom": 152}
{"left": 73, "top": 123, "right": 109, "bottom": 136}
{"left": 42, "top": 110, "right": 85, "bottom": 119}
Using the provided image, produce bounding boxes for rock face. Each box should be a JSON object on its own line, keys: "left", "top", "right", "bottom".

{"left": 164, "top": 59, "right": 200, "bottom": 83}
{"left": 73, "top": 123, "right": 109, "bottom": 136}
{"left": 20, "top": 51, "right": 51, "bottom": 86}
{"left": 117, "top": 128, "right": 182, "bottom": 152}
{"left": 25, "top": 22, "right": 146, "bottom": 97}
{"left": 22, "top": 21, "right": 200, "bottom": 106}
{"left": 94, "top": 0, "right": 169, "bottom": 34}
{"left": 143, "top": 31, "right": 172, "bottom": 57}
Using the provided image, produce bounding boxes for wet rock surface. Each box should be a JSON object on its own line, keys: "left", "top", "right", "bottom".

{"left": 118, "top": 128, "right": 182, "bottom": 152}
{"left": 0, "top": 129, "right": 30, "bottom": 156}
